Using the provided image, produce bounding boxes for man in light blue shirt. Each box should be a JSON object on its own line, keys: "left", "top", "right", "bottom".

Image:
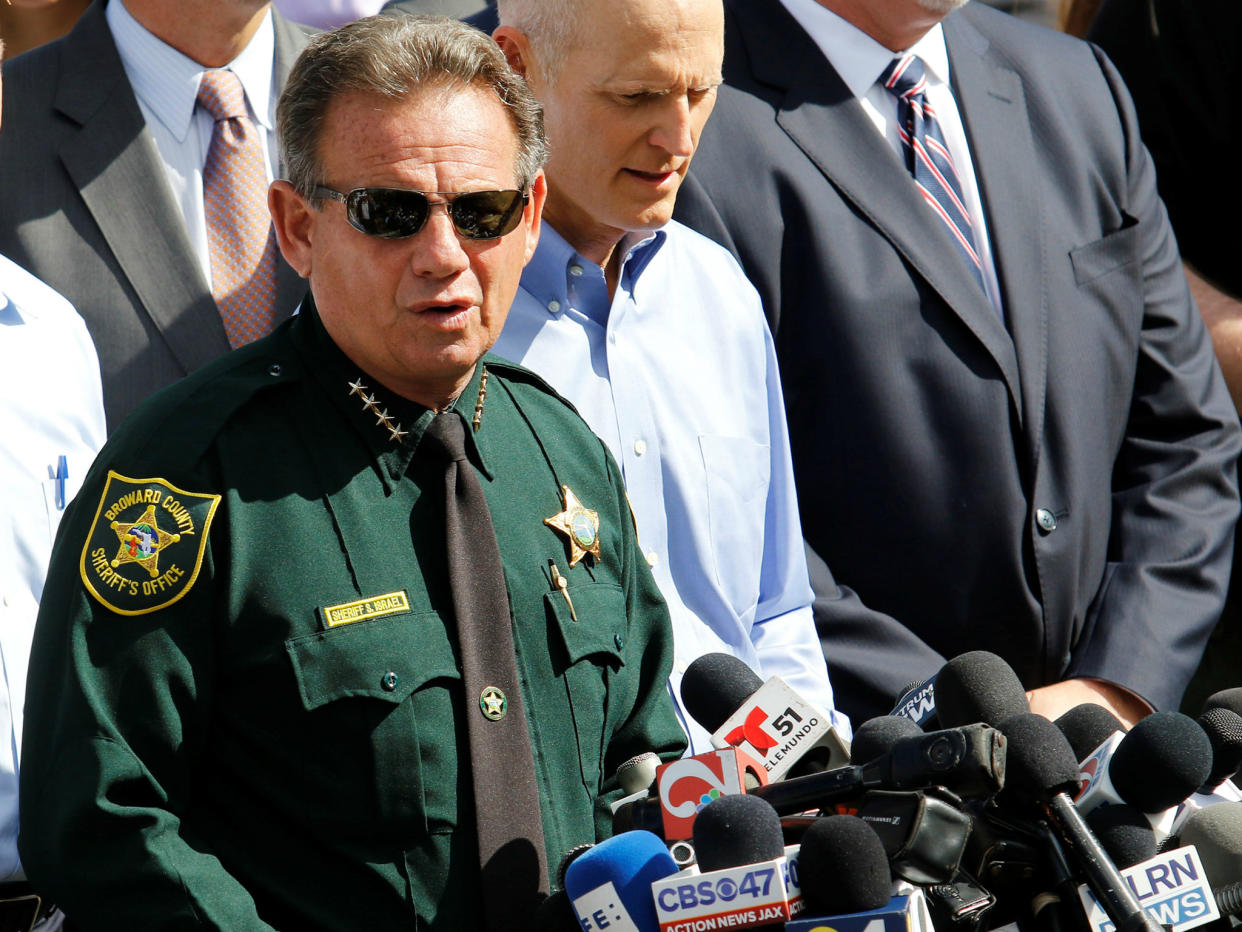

{"left": 492, "top": 0, "right": 847, "bottom": 750}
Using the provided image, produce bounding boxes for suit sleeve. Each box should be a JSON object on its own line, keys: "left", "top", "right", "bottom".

{"left": 1064, "top": 46, "right": 1241, "bottom": 709}
{"left": 18, "top": 464, "right": 275, "bottom": 930}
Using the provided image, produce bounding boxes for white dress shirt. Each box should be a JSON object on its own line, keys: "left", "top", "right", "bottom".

{"left": 107, "top": 0, "right": 279, "bottom": 292}
{"left": 0, "top": 255, "right": 106, "bottom": 880}
{"left": 493, "top": 223, "right": 848, "bottom": 752}
{"left": 780, "top": 0, "right": 1005, "bottom": 316}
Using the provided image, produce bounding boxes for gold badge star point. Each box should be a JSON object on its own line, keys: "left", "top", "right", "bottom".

{"left": 347, "top": 378, "right": 367, "bottom": 397}
{"left": 109, "top": 504, "right": 180, "bottom": 579}
{"left": 544, "top": 485, "right": 602, "bottom": 568}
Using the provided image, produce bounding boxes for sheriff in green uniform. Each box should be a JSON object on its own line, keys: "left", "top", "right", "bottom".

{"left": 19, "top": 16, "right": 685, "bottom": 930}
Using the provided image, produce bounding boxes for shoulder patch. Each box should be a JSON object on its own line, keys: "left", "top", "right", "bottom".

{"left": 79, "top": 471, "right": 221, "bottom": 616}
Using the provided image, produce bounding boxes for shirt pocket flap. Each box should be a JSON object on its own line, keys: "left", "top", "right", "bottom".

{"left": 545, "top": 583, "right": 627, "bottom": 668}
{"left": 286, "top": 610, "right": 459, "bottom": 711}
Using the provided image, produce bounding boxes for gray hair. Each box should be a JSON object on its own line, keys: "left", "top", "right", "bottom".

{"left": 496, "top": 0, "right": 580, "bottom": 80}
{"left": 278, "top": 15, "right": 549, "bottom": 200}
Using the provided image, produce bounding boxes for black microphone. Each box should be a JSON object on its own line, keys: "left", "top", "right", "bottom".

{"left": 1055, "top": 703, "right": 1124, "bottom": 762}
{"left": 1084, "top": 803, "right": 1158, "bottom": 869}
{"left": 934, "top": 651, "right": 1030, "bottom": 729}
{"left": 797, "top": 814, "right": 892, "bottom": 915}
{"left": 855, "top": 788, "right": 973, "bottom": 884}
{"left": 996, "top": 712, "right": 1164, "bottom": 932}
{"left": 1202, "top": 687, "right": 1242, "bottom": 719}
{"left": 692, "top": 793, "right": 785, "bottom": 873}
{"left": 1197, "top": 707, "right": 1242, "bottom": 792}
{"left": 1109, "top": 712, "right": 1212, "bottom": 813}
{"left": 682, "top": 653, "right": 764, "bottom": 735}
{"left": 851, "top": 715, "right": 925, "bottom": 764}
{"left": 891, "top": 676, "right": 940, "bottom": 728}
{"left": 1178, "top": 802, "right": 1242, "bottom": 890}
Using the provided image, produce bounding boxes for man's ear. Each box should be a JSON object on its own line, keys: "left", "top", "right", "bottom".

{"left": 522, "top": 170, "right": 548, "bottom": 265}
{"left": 492, "top": 24, "right": 534, "bottom": 79}
{"left": 268, "top": 180, "right": 314, "bottom": 279}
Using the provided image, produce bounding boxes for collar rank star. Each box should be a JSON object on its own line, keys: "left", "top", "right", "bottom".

{"left": 80, "top": 471, "right": 221, "bottom": 615}
{"left": 544, "top": 486, "right": 602, "bottom": 568}
{"left": 347, "top": 378, "right": 407, "bottom": 443}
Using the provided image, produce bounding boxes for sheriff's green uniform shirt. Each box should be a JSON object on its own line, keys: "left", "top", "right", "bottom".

{"left": 20, "top": 303, "right": 685, "bottom": 929}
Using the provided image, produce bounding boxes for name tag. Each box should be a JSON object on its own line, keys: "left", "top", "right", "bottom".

{"left": 321, "top": 590, "right": 411, "bottom": 628}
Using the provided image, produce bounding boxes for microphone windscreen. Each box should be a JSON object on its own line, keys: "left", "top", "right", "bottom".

{"left": 1110, "top": 711, "right": 1212, "bottom": 813}
{"left": 851, "top": 715, "right": 924, "bottom": 763}
{"left": 1177, "top": 802, "right": 1242, "bottom": 889}
{"left": 1085, "top": 803, "right": 1158, "bottom": 868}
{"left": 616, "top": 751, "right": 662, "bottom": 797}
{"left": 563, "top": 831, "right": 678, "bottom": 930}
{"left": 934, "top": 651, "right": 1029, "bottom": 728}
{"left": 1055, "top": 703, "right": 1124, "bottom": 761}
{"left": 691, "top": 793, "right": 784, "bottom": 873}
{"left": 556, "top": 843, "right": 595, "bottom": 890}
{"left": 1198, "top": 707, "right": 1242, "bottom": 789}
{"left": 797, "top": 815, "right": 892, "bottom": 915}
{"left": 996, "top": 712, "right": 1082, "bottom": 800}
{"left": 680, "top": 653, "right": 764, "bottom": 734}
{"left": 1203, "top": 687, "right": 1242, "bottom": 719}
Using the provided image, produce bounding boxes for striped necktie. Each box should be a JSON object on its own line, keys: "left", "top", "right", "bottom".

{"left": 880, "top": 54, "right": 987, "bottom": 294}
{"left": 197, "top": 68, "right": 279, "bottom": 348}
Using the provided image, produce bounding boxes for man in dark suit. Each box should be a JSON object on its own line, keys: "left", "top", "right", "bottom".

{"left": 0, "top": 0, "right": 309, "bottom": 430}
{"left": 674, "top": 0, "right": 1242, "bottom": 726}
{"left": 383, "top": 0, "right": 491, "bottom": 20}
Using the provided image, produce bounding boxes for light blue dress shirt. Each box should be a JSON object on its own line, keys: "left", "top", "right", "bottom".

{"left": 106, "top": 0, "right": 278, "bottom": 292}
{"left": 0, "top": 255, "right": 106, "bottom": 879}
{"left": 493, "top": 222, "right": 848, "bottom": 752}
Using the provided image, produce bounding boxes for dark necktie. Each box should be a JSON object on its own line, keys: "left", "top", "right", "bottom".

{"left": 420, "top": 411, "right": 548, "bottom": 928}
{"left": 197, "top": 68, "right": 279, "bottom": 348}
{"left": 879, "top": 54, "right": 987, "bottom": 294}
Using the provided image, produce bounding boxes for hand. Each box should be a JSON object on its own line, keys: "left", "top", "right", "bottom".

{"left": 1025, "top": 678, "right": 1149, "bottom": 730}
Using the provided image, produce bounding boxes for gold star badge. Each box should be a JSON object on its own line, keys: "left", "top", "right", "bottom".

{"left": 545, "top": 486, "right": 602, "bottom": 568}
{"left": 110, "top": 503, "right": 181, "bottom": 579}
{"left": 480, "top": 686, "right": 508, "bottom": 721}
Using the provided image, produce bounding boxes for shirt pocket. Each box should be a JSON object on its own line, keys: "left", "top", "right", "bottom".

{"left": 285, "top": 609, "right": 464, "bottom": 838}
{"left": 698, "top": 434, "right": 771, "bottom": 616}
{"left": 545, "top": 583, "right": 626, "bottom": 790}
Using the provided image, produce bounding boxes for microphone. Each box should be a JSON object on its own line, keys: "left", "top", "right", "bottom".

{"left": 1202, "top": 688, "right": 1242, "bottom": 719}
{"left": 533, "top": 891, "right": 582, "bottom": 932}
{"left": 933, "top": 651, "right": 1030, "bottom": 729}
{"left": 1076, "top": 711, "right": 1212, "bottom": 838}
{"left": 1177, "top": 803, "right": 1242, "bottom": 890}
{"left": 1085, "top": 803, "right": 1158, "bottom": 869}
{"left": 651, "top": 746, "right": 769, "bottom": 840}
{"left": 796, "top": 814, "right": 891, "bottom": 914}
{"left": 652, "top": 794, "right": 800, "bottom": 929}
{"left": 996, "top": 711, "right": 1164, "bottom": 932}
{"left": 1055, "top": 703, "right": 1124, "bottom": 762}
{"left": 618, "top": 751, "right": 662, "bottom": 797}
{"left": 851, "top": 715, "right": 925, "bottom": 764}
{"left": 681, "top": 653, "right": 850, "bottom": 781}
{"left": 1197, "top": 708, "right": 1242, "bottom": 792}
{"left": 855, "top": 788, "right": 973, "bottom": 885}
{"left": 891, "top": 676, "right": 940, "bottom": 728}
{"left": 563, "top": 830, "right": 678, "bottom": 932}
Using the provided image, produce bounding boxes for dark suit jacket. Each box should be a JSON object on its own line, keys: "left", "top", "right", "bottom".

{"left": 0, "top": 1, "right": 309, "bottom": 430}
{"left": 383, "top": 0, "right": 492, "bottom": 20}
{"left": 674, "top": 0, "right": 1242, "bottom": 723}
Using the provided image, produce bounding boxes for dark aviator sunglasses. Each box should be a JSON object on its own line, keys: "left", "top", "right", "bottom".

{"left": 313, "top": 185, "right": 529, "bottom": 241}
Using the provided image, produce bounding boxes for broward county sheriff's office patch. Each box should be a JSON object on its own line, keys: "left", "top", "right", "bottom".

{"left": 79, "top": 471, "right": 221, "bottom": 616}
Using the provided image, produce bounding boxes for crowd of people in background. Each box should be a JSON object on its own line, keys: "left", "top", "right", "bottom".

{"left": 1, "top": 0, "right": 1239, "bottom": 928}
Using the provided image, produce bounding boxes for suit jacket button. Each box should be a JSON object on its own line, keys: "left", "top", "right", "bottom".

{"left": 381, "top": 672, "right": 399, "bottom": 692}
{"left": 1036, "top": 508, "right": 1057, "bottom": 533}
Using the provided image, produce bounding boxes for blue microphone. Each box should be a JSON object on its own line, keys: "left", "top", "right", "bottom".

{"left": 564, "top": 830, "right": 678, "bottom": 932}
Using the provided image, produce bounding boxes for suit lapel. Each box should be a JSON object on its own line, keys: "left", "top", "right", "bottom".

{"left": 732, "top": 0, "right": 1022, "bottom": 420}
{"left": 948, "top": 10, "right": 1048, "bottom": 458}
{"left": 54, "top": 3, "right": 231, "bottom": 375}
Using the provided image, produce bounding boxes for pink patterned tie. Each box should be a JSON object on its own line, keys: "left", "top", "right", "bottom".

{"left": 197, "top": 69, "right": 278, "bottom": 348}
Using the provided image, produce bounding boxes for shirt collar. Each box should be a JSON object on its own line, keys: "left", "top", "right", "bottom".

{"left": 293, "top": 295, "right": 492, "bottom": 492}
{"left": 520, "top": 223, "right": 667, "bottom": 308}
{"left": 777, "top": 0, "right": 951, "bottom": 95}
{"left": 106, "top": 0, "right": 276, "bottom": 142}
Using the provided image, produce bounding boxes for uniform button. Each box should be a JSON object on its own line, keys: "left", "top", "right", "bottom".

{"left": 634, "top": 439, "right": 647, "bottom": 456}
{"left": 547, "top": 299, "right": 561, "bottom": 314}
{"left": 1035, "top": 508, "right": 1057, "bottom": 533}
{"left": 381, "top": 671, "right": 399, "bottom": 691}
{"left": 267, "top": 363, "right": 282, "bottom": 377}
{"left": 608, "top": 332, "right": 617, "bottom": 344}
{"left": 646, "top": 551, "right": 659, "bottom": 567}
{"left": 614, "top": 633, "right": 625, "bottom": 651}
{"left": 569, "top": 264, "right": 584, "bottom": 277}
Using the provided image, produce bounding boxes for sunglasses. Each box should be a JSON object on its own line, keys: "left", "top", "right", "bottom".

{"left": 312, "top": 185, "right": 528, "bottom": 241}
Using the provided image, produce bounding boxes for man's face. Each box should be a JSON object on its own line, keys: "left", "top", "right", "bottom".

{"left": 509, "top": 0, "right": 722, "bottom": 257}
{"left": 271, "top": 85, "right": 543, "bottom": 407}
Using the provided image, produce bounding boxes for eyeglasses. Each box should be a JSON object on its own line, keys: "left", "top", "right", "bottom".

{"left": 312, "top": 185, "right": 529, "bottom": 241}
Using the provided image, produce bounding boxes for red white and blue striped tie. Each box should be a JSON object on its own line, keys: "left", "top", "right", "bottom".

{"left": 880, "top": 54, "right": 986, "bottom": 294}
